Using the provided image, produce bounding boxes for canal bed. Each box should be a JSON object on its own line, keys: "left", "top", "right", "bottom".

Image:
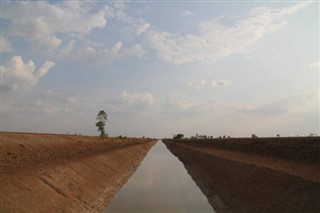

{"left": 105, "top": 140, "right": 214, "bottom": 212}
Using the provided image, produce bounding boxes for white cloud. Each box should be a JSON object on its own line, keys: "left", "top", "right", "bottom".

{"left": 180, "top": 10, "right": 193, "bottom": 17}
{"left": 34, "top": 100, "right": 60, "bottom": 114}
{"left": 0, "top": 56, "right": 55, "bottom": 92}
{"left": 2, "top": 90, "right": 83, "bottom": 115}
{"left": 121, "top": 44, "right": 145, "bottom": 58}
{"left": 71, "top": 42, "right": 121, "bottom": 64}
{"left": 166, "top": 93, "right": 200, "bottom": 112}
{"left": 2, "top": 87, "right": 318, "bottom": 136}
{"left": 120, "top": 91, "right": 155, "bottom": 106}
{"left": 238, "top": 92, "right": 319, "bottom": 116}
{"left": 188, "top": 79, "right": 206, "bottom": 90}
{"left": 135, "top": 22, "right": 151, "bottom": 35}
{"left": 189, "top": 79, "right": 232, "bottom": 89}
{"left": 162, "top": 89, "right": 319, "bottom": 121}
{"left": 0, "top": 37, "right": 12, "bottom": 52}
{"left": 210, "top": 79, "right": 232, "bottom": 87}
{"left": 102, "top": 2, "right": 150, "bottom": 36}
{"left": 146, "top": 2, "right": 311, "bottom": 64}
{"left": 2, "top": 1, "right": 109, "bottom": 49}
{"left": 58, "top": 40, "right": 75, "bottom": 58}
{"left": 33, "top": 91, "right": 81, "bottom": 114}
{"left": 112, "top": 91, "right": 159, "bottom": 115}
{"left": 309, "top": 61, "right": 320, "bottom": 69}
{"left": 2, "top": 1, "right": 146, "bottom": 63}
{"left": 70, "top": 41, "right": 144, "bottom": 64}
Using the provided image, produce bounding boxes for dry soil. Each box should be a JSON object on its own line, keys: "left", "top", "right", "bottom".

{"left": 0, "top": 132, "right": 156, "bottom": 213}
{"left": 164, "top": 137, "right": 320, "bottom": 213}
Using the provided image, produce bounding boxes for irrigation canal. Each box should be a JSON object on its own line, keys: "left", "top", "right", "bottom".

{"left": 105, "top": 140, "right": 214, "bottom": 212}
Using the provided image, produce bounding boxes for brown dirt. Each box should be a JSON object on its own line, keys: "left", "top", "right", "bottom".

{"left": 164, "top": 137, "right": 320, "bottom": 213}
{"left": 0, "top": 132, "right": 157, "bottom": 213}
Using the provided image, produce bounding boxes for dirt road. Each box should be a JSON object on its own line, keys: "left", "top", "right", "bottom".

{"left": 0, "top": 132, "right": 156, "bottom": 213}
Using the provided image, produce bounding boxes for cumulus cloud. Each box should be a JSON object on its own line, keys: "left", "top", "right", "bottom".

{"left": 0, "top": 56, "right": 55, "bottom": 92}
{"left": 1, "top": 1, "right": 146, "bottom": 64}
{"left": 2, "top": 1, "right": 109, "bottom": 49}
{"left": 146, "top": 2, "right": 311, "bottom": 64}
{"left": 0, "top": 37, "right": 12, "bottom": 52}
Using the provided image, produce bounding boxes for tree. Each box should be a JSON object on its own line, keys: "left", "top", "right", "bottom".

{"left": 96, "top": 110, "right": 107, "bottom": 137}
{"left": 173, "top": 133, "right": 184, "bottom": 139}
{"left": 251, "top": 134, "right": 258, "bottom": 138}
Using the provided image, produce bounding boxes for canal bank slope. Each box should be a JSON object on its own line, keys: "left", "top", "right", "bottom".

{"left": 0, "top": 132, "right": 156, "bottom": 213}
{"left": 164, "top": 137, "right": 320, "bottom": 213}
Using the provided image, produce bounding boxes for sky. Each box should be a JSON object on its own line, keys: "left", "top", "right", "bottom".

{"left": 1, "top": 1, "right": 319, "bottom": 138}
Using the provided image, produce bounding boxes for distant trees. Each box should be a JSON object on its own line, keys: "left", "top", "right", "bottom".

{"left": 251, "top": 134, "right": 258, "bottom": 138}
{"left": 96, "top": 110, "right": 107, "bottom": 137}
{"left": 173, "top": 133, "right": 184, "bottom": 139}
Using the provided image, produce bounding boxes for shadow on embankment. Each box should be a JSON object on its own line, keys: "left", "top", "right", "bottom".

{"left": 163, "top": 139, "right": 320, "bottom": 213}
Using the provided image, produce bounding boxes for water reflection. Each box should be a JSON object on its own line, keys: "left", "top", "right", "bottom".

{"left": 105, "top": 141, "right": 214, "bottom": 213}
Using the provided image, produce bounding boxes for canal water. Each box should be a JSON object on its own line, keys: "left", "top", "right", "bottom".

{"left": 105, "top": 140, "right": 214, "bottom": 213}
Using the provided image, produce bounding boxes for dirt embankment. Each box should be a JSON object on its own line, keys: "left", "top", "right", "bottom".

{"left": 0, "top": 132, "right": 157, "bottom": 213}
{"left": 164, "top": 137, "right": 320, "bottom": 213}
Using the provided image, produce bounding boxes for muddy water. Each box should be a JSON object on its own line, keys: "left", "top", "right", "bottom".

{"left": 105, "top": 140, "right": 214, "bottom": 213}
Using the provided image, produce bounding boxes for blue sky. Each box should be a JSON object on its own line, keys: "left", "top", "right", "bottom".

{"left": 1, "top": 1, "right": 319, "bottom": 138}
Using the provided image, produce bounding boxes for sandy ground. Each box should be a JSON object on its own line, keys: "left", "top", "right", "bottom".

{"left": 0, "top": 132, "right": 156, "bottom": 213}
{"left": 164, "top": 137, "right": 320, "bottom": 213}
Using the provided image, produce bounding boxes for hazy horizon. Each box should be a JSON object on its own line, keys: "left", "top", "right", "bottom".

{"left": 1, "top": 1, "right": 319, "bottom": 138}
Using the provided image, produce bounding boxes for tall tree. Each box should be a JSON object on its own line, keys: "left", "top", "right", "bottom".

{"left": 96, "top": 110, "right": 107, "bottom": 137}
